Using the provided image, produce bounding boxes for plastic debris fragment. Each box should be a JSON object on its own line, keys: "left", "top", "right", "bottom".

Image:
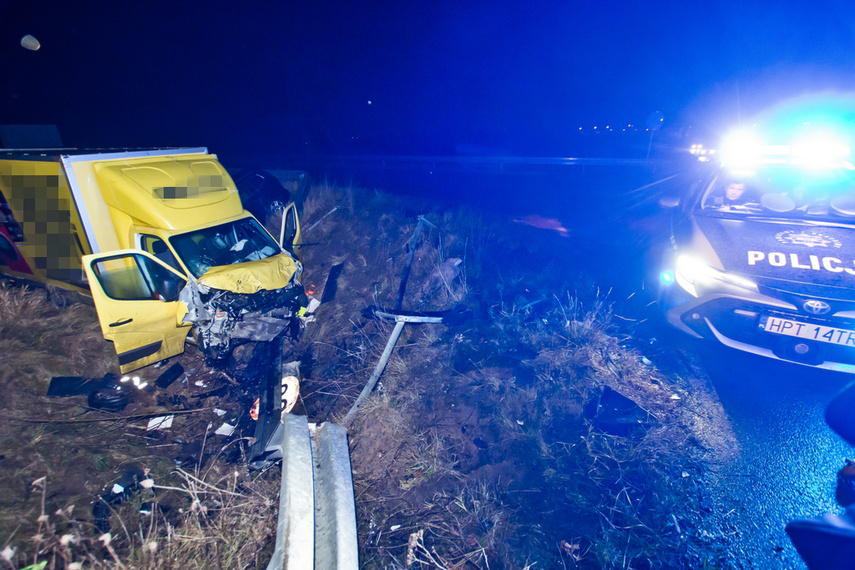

{"left": 146, "top": 415, "right": 174, "bottom": 431}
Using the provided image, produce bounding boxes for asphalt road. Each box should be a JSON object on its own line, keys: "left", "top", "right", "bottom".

{"left": 699, "top": 344, "right": 854, "bottom": 568}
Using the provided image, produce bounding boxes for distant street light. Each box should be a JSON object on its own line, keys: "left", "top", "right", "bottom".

{"left": 646, "top": 110, "right": 665, "bottom": 158}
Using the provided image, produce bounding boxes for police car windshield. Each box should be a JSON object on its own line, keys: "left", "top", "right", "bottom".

{"left": 170, "top": 217, "right": 281, "bottom": 278}
{"left": 698, "top": 167, "right": 855, "bottom": 221}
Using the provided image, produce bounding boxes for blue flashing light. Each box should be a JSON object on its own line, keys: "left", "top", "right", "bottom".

{"left": 719, "top": 94, "right": 855, "bottom": 174}
{"left": 720, "top": 130, "right": 765, "bottom": 171}
{"left": 660, "top": 270, "right": 674, "bottom": 285}
{"left": 790, "top": 133, "right": 851, "bottom": 169}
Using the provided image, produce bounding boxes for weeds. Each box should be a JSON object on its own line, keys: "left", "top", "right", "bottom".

{"left": 2, "top": 180, "right": 732, "bottom": 569}
{"left": 339, "top": 214, "right": 728, "bottom": 569}
{"left": 1, "top": 459, "right": 279, "bottom": 569}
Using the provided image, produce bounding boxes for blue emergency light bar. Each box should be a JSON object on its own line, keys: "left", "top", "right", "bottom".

{"left": 718, "top": 129, "right": 852, "bottom": 171}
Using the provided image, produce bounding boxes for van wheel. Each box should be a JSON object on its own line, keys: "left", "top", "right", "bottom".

{"left": 88, "top": 388, "right": 130, "bottom": 412}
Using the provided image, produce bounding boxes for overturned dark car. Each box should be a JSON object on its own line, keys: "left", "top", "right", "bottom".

{"left": 659, "top": 135, "right": 855, "bottom": 373}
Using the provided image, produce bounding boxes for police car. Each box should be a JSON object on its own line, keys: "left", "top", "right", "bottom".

{"left": 659, "top": 126, "right": 855, "bottom": 373}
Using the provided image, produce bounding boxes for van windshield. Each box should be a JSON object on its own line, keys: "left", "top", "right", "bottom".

{"left": 698, "top": 166, "right": 855, "bottom": 221}
{"left": 170, "top": 217, "right": 281, "bottom": 278}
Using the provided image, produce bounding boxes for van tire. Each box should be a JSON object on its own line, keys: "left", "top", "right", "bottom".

{"left": 88, "top": 388, "right": 130, "bottom": 412}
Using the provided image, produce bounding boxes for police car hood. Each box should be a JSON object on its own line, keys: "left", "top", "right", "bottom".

{"left": 694, "top": 214, "right": 855, "bottom": 299}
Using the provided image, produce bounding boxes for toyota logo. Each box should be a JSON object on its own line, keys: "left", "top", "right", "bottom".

{"left": 803, "top": 299, "right": 831, "bottom": 315}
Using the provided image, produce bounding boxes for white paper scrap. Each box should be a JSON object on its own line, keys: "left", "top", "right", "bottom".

{"left": 146, "top": 415, "right": 174, "bottom": 431}
{"left": 215, "top": 422, "right": 236, "bottom": 436}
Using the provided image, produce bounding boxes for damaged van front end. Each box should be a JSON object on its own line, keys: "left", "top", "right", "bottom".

{"left": 61, "top": 148, "right": 307, "bottom": 375}
{"left": 181, "top": 254, "right": 306, "bottom": 366}
{"left": 164, "top": 213, "right": 306, "bottom": 365}
{"left": 83, "top": 227, "right": 306, "bottom": 374}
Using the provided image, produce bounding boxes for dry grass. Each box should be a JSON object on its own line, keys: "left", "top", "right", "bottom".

{"left": 0, "top": 281, "right": 114, "bottom": 385}
{"left": 1, "top": 179, "right": 733, "bottom": 569}
{"left": 297, "top": 182, "right": 733, "bottom": 568}
{"left": 1, "top": 457, "right": 279, "bottom": 569}
{"left": 0, "top": 281, "right": 280, "bottom": 569}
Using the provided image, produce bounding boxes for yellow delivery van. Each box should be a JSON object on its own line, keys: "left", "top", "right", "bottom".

{"left": 0, "top": 148, "right": 305, "bottom": 373}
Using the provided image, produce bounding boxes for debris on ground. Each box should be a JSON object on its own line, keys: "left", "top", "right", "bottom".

{"left": 0, "top": 180, "right": 738, "bottom": 569}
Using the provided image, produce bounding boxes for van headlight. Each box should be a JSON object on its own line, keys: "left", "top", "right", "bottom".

{"left": 675, "top": 254, "right": 758, "bottom": 297}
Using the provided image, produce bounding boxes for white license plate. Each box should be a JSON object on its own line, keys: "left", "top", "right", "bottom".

{"left": 759, "top": 316, "right": 855, "bottom": 347}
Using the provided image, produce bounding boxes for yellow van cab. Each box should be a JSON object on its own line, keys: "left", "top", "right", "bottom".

{"left": 0, "top": 148, "right": 305, "bottom": 373}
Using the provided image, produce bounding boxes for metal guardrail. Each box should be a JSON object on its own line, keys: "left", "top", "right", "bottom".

{"left": 311, "top": 422, "right": 359, "bottom": 569}
{"left": 288, "top": 154, "right": 665, "bottom": 175}
{"left": 265, "top": 414, "right": 358, "bottom": 570}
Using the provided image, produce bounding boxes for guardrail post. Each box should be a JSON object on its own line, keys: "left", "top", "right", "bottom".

{"left": 311, "top": 422, "right": 358, "bottom": 570}
{"left": 266, "top": 414, "right": 315, "bottom": 570}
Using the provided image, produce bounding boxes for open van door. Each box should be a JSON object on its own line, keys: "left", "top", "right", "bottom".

{"left": 82, "top": 250, "right": 192, "bottom": 372}
{"left": 278, "top": 202, "right": 302, "bottom": 255}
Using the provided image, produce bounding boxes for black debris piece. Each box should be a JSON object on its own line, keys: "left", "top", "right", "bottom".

{"left": 320, "top": 262, "right": 344, "bottom": 304}
{"left": 47, "top": 372, "right": 118, "bottom": 397}
{"left": 586, "top": 385, "right": 654, "bottom": 436}
{"left": 92, "top": 499, "right": 111, "bottom": 533}
{"left": 155, "top": 362, "right": 184, "bottom": 389}
{"left": 47, "top": 376, "right": 95, "bottom": 397}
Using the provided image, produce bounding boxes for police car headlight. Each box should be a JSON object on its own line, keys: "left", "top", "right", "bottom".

{"left": 675, "top": 255, "right": 758, "bottom": 297}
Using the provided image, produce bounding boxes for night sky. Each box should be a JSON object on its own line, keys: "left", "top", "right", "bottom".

{"left": 3, "top": 1, "right": 855, "bottom": 159}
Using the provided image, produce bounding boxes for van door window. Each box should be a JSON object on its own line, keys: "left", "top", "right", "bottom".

{"left": 282, "top": 205, "right": 298, "bottom": 251}
{"left": 91, "top": 253, "right": 186, "bottom": 302}
{"left": 139, "top": 234, "right": 181, "bottom": 272}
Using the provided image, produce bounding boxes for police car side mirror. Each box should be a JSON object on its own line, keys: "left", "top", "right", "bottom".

{"left": 658, "top": 195, "right": 681, "bottom": 209}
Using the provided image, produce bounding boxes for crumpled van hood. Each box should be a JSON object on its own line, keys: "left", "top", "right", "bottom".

{"left": 198, "top": 253, "right": 299, "bottom": 294}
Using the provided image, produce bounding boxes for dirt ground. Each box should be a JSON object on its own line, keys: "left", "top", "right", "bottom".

{"left": 0, "top": 180, "right": 740, "bottom": 569}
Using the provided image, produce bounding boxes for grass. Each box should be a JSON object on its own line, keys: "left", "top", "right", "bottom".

{"left": 293, "top": 182, "right": 732, "bottom": 568}
{"left": 1, "top": 458, "right": 279, "bottom": 569}
{"left": 0, "top": 281, "right": 279, "bottom": 569}
{"left": 1, "top": 179, "right": 735, "bottom": 569}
